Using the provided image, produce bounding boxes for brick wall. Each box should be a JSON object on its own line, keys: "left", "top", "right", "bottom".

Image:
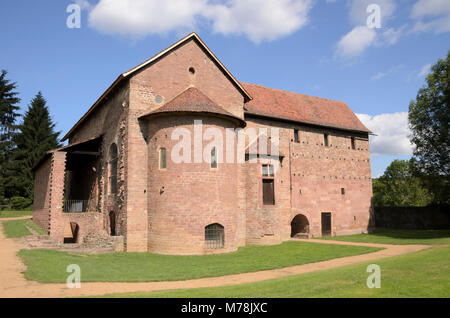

{"left": 32, "top": 155, "right": 52, "bottom": 233}
{"left": 145, "top": 115, "right": 243, "bottom": 254}
{"left": 245, "top": 117, "right": 373, "bottom": 241}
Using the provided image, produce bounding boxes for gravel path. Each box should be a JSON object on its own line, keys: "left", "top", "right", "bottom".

{"left": 0, "top": 217, "right": 430, "bottom": 298}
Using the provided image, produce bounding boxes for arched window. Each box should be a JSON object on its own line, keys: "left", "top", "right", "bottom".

{"left": 205, "top": 223, "right": 224, "bottom": 249}
{"left": 159, "top": 147, "right": 166, "bottom": 169}
{"left": 109, "top": 144, "right": 118, "bottom": 194}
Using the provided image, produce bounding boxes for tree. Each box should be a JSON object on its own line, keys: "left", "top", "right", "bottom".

{"left": 5, "top": 92, "right": 60, "bottom": 199}
{"left": 408, "top": 51, "right": 449, "bottom": 204}
{"left": 0, "top": 70, "right": 20, "bottom": 202}
{"left": 373, "top": 159, "right": 433, "bottom": 207}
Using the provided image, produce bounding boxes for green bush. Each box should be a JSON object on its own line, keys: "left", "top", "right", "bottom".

{"left": 10, "top": 196, "right": 32, "bottom": 210}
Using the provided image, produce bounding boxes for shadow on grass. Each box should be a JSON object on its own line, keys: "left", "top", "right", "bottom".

{"left": 369, "top": 228, "right": 450, "bottom": 240}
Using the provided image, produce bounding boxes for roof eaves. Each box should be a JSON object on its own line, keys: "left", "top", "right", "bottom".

{"left": 244, "top": 111, "right": 372, "bottom": 134}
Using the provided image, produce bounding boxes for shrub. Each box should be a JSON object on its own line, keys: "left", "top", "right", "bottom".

{"left": 10, "top": 196, "right": 32, "bottom": 210}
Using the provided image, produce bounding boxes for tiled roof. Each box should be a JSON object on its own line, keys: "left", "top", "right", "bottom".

{"left": 140, "top": 87, "right": 246, "bottom": 127}
{"left": 242, "top": 83, "right": 371, "bottom": 133}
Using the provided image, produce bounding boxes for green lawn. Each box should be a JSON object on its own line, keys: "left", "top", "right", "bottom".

{"left": 25, "top": 219, "right": 46, "bottom": 235}
{"left": 18, "top": 241, "right": 380, "bottom": 283}
{"left": 0, "top": 210, "right": 32, "bottom": 218}
{"left": 98, "top": 246, "right": 450, "bottom": 298}
{"left": 2, "top": 218, "right": 45, "bottom": 238}
{"left": 2, "top": 219, "right": 32, "bottom": 238}
{"left": 318, "top": 228, "right": 450, "bottom": 245}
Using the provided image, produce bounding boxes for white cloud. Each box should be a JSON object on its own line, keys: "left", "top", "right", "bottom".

{"left": 88, "top": 0, "right": 206, "bottom": 38}
{"left": 82, "top": 0, "right": 313, "bottom": 43}
{"left": 75, "top": 0, "right": 92, "bottom": 10}
{"left": 203, "top": 0, "right": 313, "bottom": 43}
{"left": 411, "top": 0, "right": 450, "bottom": 33}
{"left": 381, "top": 26, "right": 403, "bottom": 45}
{"left": 370, "top": 64, "right": 403, "bottom": 80}
{"left": 334, "top": 0, "right": 403, "bottom": 59}
{"left": 417, "top": 63, "right": 432, "bottom": 77}
{"left": 357, "top": 112, "right": 414, "bottom": 156}
{"left": 335, "top": 26, "right": 377, "bottom": 59}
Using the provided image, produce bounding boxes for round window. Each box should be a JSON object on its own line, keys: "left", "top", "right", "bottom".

{"left": 155, "top": 95, "right": 163, "bottom": 104}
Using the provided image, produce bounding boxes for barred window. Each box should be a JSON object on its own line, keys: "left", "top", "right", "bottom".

{"left": 205, "top": 223, "right": 224, "bottom": 249}
{"left": 109, "top": 144, "right": 118, "bottom": 194}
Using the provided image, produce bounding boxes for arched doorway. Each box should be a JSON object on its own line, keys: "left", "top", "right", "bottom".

{"left": 109, "top": 211, "right": 116, "bottom": 236}
{"left": 290, "top": 214, "right": 309, "bottom": 238}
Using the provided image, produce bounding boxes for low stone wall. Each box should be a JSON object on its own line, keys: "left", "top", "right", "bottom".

{"left": 374, "top": 206, "right": 450, "bottom": 229}
{"left": 62, "top": 212, "right": 103, "bottom": 243}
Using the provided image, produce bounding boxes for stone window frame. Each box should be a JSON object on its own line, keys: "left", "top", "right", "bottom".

{"left": 323, "top": 133, "right": 329, "bottom": 147}
{"left": 351, "top": 137, "right": 356, "bottom": 150}
{"left": 261, "top": 163, "right": 275, "bottom": 206}
{"left": 293, "top": 129, "right": 300, "bottom": 143}
{"left": 158, "top": 147, "right": 167, "bottom": 170}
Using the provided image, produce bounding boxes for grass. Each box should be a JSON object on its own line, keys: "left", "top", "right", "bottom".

{"left": 25, "top": 219, "right": 46, "bottom": 235}
{"left": 2, "top": 219, "right": 32, "bottom": 238}
{"left": 97, "top": 246, "right": 450, "bottom": 298}
{"left": 0, "top": 210, "right": 32, "bottom": 218}
{"left": 17, "top": 241, "right": 380, "bottom": 283}
{"left": 317, "top": 228, "right": 450, "bottom": 245}
{"left": 2, "top": 218, "right": 45, "bottom": 238}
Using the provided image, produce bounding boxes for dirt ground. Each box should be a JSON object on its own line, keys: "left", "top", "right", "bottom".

{"left": 0, "top": 217, "right": 429, "bottom": 298}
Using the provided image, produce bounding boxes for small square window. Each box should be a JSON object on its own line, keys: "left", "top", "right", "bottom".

{"left": 262, "top": 164, "right": 274, "bottom": 177}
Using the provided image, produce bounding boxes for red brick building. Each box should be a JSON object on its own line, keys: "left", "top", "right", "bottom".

{"left": 32, "top": 33, "right": 373, "bottom": 254}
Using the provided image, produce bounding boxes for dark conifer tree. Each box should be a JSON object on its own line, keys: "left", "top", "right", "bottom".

{"left": 5, "top": 92, "right": 60, "bottom": 199}
{"left": 0, "top": 70, "right": 20, "bottom": 202}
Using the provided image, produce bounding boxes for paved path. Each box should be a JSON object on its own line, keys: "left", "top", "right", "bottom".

{"left": 0, "top": 217, "right": 430, "bottom": 298}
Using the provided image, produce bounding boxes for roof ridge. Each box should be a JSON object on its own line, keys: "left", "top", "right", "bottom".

{"left": 62, "top": 32, "right": 252, "bottom": 141}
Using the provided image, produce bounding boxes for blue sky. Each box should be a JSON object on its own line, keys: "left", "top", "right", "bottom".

{"left": 1, "top": 0, "right": 449, "bottom": 177}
